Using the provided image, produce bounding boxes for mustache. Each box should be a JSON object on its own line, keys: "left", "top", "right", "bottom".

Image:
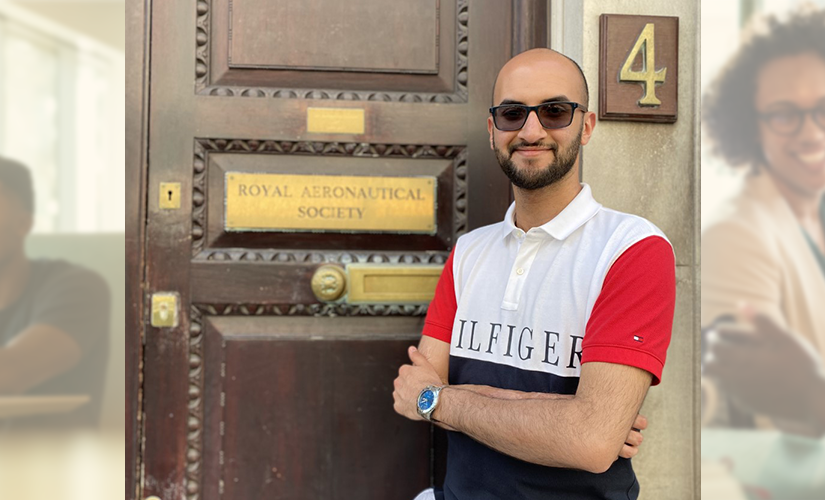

{"left": 507, "top": 141, "right": 558, "bottom": 155}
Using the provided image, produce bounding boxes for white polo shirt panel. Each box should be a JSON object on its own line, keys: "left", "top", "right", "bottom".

{"left": 449, "top": 183, "right": 670, "bottom": 382}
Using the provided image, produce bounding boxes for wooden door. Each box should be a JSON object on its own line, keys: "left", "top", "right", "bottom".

{"left": 137, "top": 1, "right": 547, "bottom": 499}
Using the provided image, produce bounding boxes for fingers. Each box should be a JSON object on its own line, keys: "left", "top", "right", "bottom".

{"left": 624, "top": 428, "right": 643, "bottom": 447}
{"left": 618, "top": 426, "right": 643, "bottom": 460}
{"left": 632, "top": 413, "right": 648, "bottom": 431}
{"left": 619, "top": 442, "right": 639, "bottom": 460}
{"left": 409, "top": 345, "right": 431, "bottom": 366}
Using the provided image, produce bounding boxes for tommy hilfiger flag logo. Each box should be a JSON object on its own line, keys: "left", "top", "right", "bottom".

{"left": 633, "top": 335, "right": 644, "bottom": 343}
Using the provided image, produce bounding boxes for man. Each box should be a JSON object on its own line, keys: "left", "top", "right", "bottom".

{"left": 0, "top": 157, "right": 109, "bottom": 428}
{"left": 393, "top": 49, "right": 676, "bottom": 499}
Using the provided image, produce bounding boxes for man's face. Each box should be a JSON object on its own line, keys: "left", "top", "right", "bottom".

{"left": 0, "top": 184, "right": 31, "bottom": 267}
{"left": 487, "top": 54, "right": 595, "bottom": 190}
{"left": 756, "top": 52, "right": 825, "bottom": 195}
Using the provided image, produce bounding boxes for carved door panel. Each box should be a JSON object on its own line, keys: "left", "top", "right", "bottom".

{"left": 141, "top": 1, "right": 545, "bottom": 498}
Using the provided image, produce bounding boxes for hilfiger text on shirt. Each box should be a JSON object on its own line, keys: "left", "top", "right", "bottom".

{"left": 453, "top": 318, "right": 583, "bottom": 369}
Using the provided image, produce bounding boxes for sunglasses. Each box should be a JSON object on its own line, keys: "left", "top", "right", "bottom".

{"left": 489, "top": 102, "right": 587, "bottom": 131}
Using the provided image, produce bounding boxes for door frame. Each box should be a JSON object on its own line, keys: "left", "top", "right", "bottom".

{"left": 126, "top": 0, "right": 151, "bottom": 499}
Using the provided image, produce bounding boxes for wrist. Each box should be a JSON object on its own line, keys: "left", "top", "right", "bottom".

{"left": 431, "top": 385, "right": 453, "bottom": 425}
{"left": 416, "top": 384, "right": 446, "bottom": 422}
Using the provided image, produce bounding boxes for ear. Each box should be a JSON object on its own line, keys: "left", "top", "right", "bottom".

{"left": 579, "top": 111, "right": 597, "bottom": 146}
{"left": 487, "top": 116, "right": 495, "bottom": 150}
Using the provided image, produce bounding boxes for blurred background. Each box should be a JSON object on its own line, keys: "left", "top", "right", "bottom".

{"left": 702, "top": 0, "right": 825, "bottom": 221}
{"left": 702, "top": 0, "right": 825, "bottom": 499}
{"left": 0, "top": 1, "right": 123, "bottom": 499}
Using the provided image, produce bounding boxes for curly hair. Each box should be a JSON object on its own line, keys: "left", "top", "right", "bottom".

{"left": 703, "top": 5, "right": 825, "bottom": 168}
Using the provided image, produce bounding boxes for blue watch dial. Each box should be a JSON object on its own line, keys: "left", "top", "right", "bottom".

{"left": 418, "top": 389, "right": 435, "bottom": 411}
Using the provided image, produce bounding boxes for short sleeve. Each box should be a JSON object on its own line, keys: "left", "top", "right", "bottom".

{"left": 30, "top": 265, "right": 111, "bottom": 356}
{"left": 582, "top": 236, "right": 676, "bottom": 385}
{"left": 422, "top": 249, "right": 456, "bottom": 343}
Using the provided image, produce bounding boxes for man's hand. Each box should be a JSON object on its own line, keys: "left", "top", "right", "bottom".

{"left": 621, "top": 414, "right": 647, "bottom": 460}
{"left": 704, "top": 313, "right": 825, "bottom": 432}
{"left": 393, "top": 346, "right": 445, "bottom": 421}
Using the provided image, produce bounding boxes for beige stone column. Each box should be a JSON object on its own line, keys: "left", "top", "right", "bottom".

{"left": 554, "top": 0, "right": 701, "bottom": 498}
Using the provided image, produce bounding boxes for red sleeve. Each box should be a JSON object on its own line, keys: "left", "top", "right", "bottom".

{"left": 581, "top": 236, "right": 675, "bottom": 385}
{"left": 421, "top": 248, "right": 456, "bottom": 343}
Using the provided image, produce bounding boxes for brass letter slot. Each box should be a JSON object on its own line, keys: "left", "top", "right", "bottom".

{"left": 346, "top": 264, "right": 442, "bottom": 304}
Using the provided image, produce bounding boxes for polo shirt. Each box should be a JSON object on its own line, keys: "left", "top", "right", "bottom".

{"left": 422, "top": 183, "right": 676, "bottom": 500}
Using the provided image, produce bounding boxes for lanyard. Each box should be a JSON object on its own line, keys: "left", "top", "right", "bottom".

{"left": 802, "top": 197, "right": 825, "bottom": 278}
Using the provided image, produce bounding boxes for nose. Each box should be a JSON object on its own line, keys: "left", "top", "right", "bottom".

{"left": 517, "top": 110, "right": 548, "bottom": 144}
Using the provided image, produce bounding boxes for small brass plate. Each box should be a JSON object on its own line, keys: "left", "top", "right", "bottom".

{"left": 311, "top": 265, "right": 347, "bottom": 302}
{"left": 307, "top": 108, "right": 365, "bottom": 134}
{"left": 159, "top": 182, "right": 181, "bottom": 209}
{"left": 225, "top": 172, "right": 437, "bottom": 233}
{"left": 347, "top": 264, "right": 443, "bottom": 304}
{"left": 151, "top": 292, "right": 179, "bottom": 328}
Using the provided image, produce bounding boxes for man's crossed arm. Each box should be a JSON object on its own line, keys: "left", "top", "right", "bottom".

{"left": 393, "top": 336, "right": 651, "bottom": 473}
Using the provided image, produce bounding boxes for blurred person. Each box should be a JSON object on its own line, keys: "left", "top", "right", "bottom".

{"left": 394, "top": 49, "right": 675, "bottom": 500}
{"left": 0, "top": 157, "right": 109, "bottom": 428}
{"left": 702, "top": 7, "right": 825, "bottom": 435}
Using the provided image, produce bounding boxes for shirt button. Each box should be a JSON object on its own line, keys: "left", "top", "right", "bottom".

{"left": 516, "top": 268, "right": 524, "bottom": 275}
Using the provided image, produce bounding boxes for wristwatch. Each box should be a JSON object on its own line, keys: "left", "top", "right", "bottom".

{"left": 416, "top": 385, "right": 445, "bottom": 421}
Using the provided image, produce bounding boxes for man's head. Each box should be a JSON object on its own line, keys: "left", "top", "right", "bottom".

{"left": 487, "top": 48, "right": 596, "bottom": 191}
{"left": 0, "top": 157, "right": 34, "bottom": 267}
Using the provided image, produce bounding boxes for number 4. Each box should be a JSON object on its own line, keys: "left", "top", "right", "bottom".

{"left": 619, "top": 23, "right": 667, "bottom": 107}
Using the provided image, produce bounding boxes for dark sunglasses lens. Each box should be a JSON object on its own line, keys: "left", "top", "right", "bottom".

{"left": 494, "top": 106, "right": 528, "bottom": 131}
{"left": 538, "top": 103, "right": 574, "bottom": 128}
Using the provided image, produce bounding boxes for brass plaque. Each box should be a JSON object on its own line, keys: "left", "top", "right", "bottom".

{"left": 225, "top": 173, "right": 437, "bottom": 233}
{"left": 599, "top": 14, "right": 679, "bottom": 123}
{"left": 347, "top": 264, "right": 443, "bottom": 304}
{"left": 307, "top": 108, "right": 365, "bottom": 134}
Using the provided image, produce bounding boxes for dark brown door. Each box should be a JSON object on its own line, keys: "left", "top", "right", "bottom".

{"left": 138, "top": 1, "right": 547, "bottom": 498}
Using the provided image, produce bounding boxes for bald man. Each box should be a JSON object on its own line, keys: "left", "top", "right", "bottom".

{"left": 393, "top": 49, "right": 676, "bottom": 499}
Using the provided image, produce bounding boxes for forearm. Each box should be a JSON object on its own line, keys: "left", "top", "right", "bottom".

{"left": 433, "top": 386, "right": 621, "bottom": 473}
{"left": 433, "top": 385, "right": 570, "bottom": 432}
{"left": 454, "top": 384, "right": 573, "bottom": 401}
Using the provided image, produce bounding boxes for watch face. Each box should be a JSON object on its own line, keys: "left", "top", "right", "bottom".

{"left": 418, "top": 389, "right": 435, "bottom": 411}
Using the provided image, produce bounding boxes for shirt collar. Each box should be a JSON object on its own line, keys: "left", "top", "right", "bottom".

{"left": 501, "top": 183, "right": 603, "bottom": 240}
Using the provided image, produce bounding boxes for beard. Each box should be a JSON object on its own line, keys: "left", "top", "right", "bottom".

{"left": 494, "top": 126, "right": 582, "bottom": 190}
